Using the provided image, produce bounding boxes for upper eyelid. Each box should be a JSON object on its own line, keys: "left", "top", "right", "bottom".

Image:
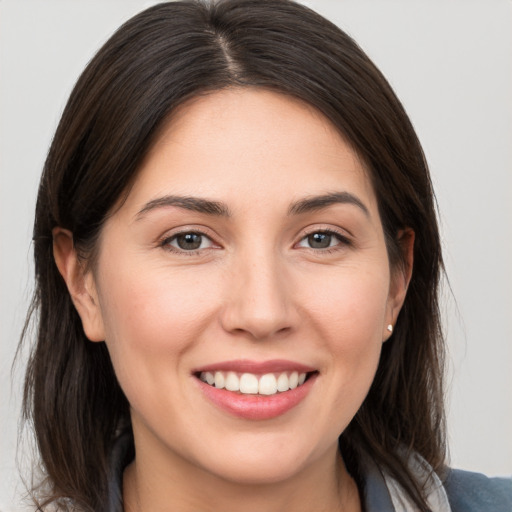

{"left": 158, "top": 225, "right": 217, "bottom": 241}
{"left": 297, "top": 225, "right": 352, "bottom": 241}
{"left": 163, "top": 228, "right": 211, "bottom": 239}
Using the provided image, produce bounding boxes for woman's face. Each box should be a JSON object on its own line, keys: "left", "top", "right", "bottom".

{"left": 77, "top": 88, "right": 408, "bottom": 484}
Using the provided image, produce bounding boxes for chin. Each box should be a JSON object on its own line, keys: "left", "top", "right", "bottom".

{"left": 194, "top": 435, "right": 331, "bottom": 486}
{"left": 207, "top": 457, "right": 308, "bottom": 486}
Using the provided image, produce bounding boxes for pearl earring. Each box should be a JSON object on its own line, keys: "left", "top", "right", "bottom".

{"left": 387, "top": 324, "right": 393, "bottom": 333}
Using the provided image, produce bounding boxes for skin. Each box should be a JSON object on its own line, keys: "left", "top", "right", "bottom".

{"left": 54, "top": 88, "right": 413, "bottom": 512}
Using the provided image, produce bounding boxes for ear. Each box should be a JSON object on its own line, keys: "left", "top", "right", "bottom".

{"left": 383, "top": 228, "right": 415, "bottom": 341}
{"left": 52, "top": 227, "right": 105, "bottom": 342}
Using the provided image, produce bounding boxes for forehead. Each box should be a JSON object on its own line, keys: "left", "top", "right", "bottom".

{"left": 123, "top": 87, "right": 378, "bottom": 215}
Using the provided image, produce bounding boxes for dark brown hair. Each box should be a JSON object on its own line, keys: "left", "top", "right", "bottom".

{"left": 21, "top": 1, "right": 445, "bottom": 510}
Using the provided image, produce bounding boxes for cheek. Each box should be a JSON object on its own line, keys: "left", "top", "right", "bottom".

{"left": 99, "top": 262, "right": 215, "bottom": 342}
{"left": 302, "top": 266, "right": 389, "bottom": 401}
{"left": 305, "top": 264, "right": 390, "bottom": 345}
{"left": 95, "top": 263, "right": 220, "bottom": 400}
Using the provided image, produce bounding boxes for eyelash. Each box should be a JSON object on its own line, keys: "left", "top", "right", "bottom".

{"left": 159, "top": 229, "right": 217, "bottom": 256}
{"left": 296, "top": 228, "right": 352, "bottom": 254}
{"left": 159, "top": 228, "right": 352, "bottom": 256}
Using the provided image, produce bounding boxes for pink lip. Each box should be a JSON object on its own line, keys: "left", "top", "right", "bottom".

{"left": 193, "top": 359, "right": 317, "bottom": 374}
{"left": 194, "top": 366, "right": 318, "bottom": 421}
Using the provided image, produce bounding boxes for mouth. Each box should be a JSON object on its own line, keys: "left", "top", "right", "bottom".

{"left": 196, "top": 370, "right": 313, "bottom": 396}
{"left": 193, "top": 360, "right": 318, "bottom": 420}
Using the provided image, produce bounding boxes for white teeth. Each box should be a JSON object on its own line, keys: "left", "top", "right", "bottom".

{"left": 214, "top": 371, "right": 225, "bottom": 389}
{"left": 289, "top": 371, "right": 299, "bottom": 389}
{"left": 259, "top": 373, "right": 278, "bottom": 395}
{"left": 225, "top": 371, "right": 239, "bottom": 391}
{"left": 201, "top": 370, "right": 309, "bottom": 395}
{"left": 240, "top": 373, "right": 259, "bottom": 394}
{"left": 276, "top": 372, "right": 289, "bottom": 392}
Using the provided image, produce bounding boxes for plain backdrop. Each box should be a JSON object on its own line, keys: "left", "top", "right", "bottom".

{"left": 1, "top": 1, "right": 511, "bottom": 510}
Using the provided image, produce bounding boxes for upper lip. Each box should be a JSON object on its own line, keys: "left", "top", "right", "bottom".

{"left": 193, "top": 359, "right": 317, "bottom": 374}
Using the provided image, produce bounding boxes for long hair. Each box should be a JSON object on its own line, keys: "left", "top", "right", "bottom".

{"left": 21, "top": 1, "right": 445, "bottom": 510}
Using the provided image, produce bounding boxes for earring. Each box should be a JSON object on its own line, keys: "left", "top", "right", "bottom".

{"left": 387, "top": 324, "right": 393, "bottom": 333}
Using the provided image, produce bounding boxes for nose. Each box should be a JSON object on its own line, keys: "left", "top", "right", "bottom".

{"left": 219, "top": 251, "right": 297, "bottom": 340}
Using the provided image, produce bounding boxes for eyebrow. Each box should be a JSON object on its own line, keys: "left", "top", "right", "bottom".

{"left": 288, "top": 192, "right": 370, "bottom": 217}
{"left": 136, "top": 195, "right": 231, "bottom": 219}
{"left": 135, "top": 191, "right": 369, "bottom": 220}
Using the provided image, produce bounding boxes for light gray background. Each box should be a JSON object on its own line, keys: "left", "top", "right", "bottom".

{"left": 1, "top": 1, "right": 511, "bottom": 510}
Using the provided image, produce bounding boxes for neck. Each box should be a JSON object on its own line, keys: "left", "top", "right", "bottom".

{"left": 123, "top": 440, "right": 361, "bottom": 512}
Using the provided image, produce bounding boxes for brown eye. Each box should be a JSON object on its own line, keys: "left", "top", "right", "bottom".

{"left": 297, "top": 230, "right": 349, "bottom": 251}
{"left": 166, "top": 232, "right": 213, "bottom": 252}
{"left": 307, "top": 232, "right": 333, "bottom": 249}
{"left": 176, "top": 233, "right": 202, "bottom": 250}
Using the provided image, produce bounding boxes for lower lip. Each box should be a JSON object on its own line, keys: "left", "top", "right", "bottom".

{"left": 196, "top": 373, "right": 317, "bottom": 420}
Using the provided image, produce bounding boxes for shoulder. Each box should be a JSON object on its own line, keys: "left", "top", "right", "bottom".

{"left": 443, "top": 468, "right": 512, "bottom": 512}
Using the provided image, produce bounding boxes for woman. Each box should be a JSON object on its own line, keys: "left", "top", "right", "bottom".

{"left": 20, "top": 1, "right": 512, "bottom": 511}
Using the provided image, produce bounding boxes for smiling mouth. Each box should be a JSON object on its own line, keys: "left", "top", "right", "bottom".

{"left": 196, "top": 370, "right": 315, "bottom": 396}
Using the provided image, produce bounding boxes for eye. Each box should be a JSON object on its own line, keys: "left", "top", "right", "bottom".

{"left": 164, "top": 231, "right": 214, "bottom": 252}
{"left": 297, "top": 230, "right": 348, "bottom": 250}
